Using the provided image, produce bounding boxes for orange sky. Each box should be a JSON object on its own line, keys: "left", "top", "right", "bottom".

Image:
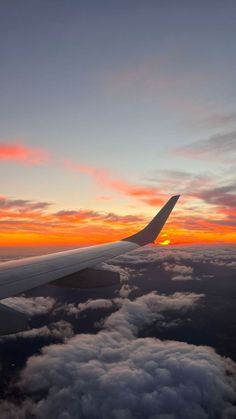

{"left": 0, "top": 191, "right": 235, "bottom": 248}
{"left": 0, "top": 143, "right": 235, "bottom": 248}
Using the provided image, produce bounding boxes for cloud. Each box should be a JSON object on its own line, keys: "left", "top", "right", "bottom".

{"left": 173, "top": 131, "right": 236, "bottom": 160}
{"left": 192, "top": 184, "right": 236, "bottom": 208}
{"left": 148, "top": 168, "right": 236, "bottom": 241}
{"left": 114, "top": 246, "right": 192, "bottom": 265}
{"left": 0, "top": 143, "right": 49, "bottom": 165}
{"left": 163, "top": 263, "right": 193, "bottom": 275}
{"left": 115, "top": 245, "right": 236, "bottom": 276}
{"left": 54, "top": 209, "right": 144, "bottom": 225}
{"left": 63, "top": 159, "right": 164, "bottom": 206}
{"left": 151, "top": 169, "right": 236, "bottom": 208}
{"left": 200, "top": 112, "right": 236, "bottom": 127}
{"left": 100, "top": 262, "right": 136, "bottom": 283}
{"left": 98, "top": 262, "right": 139, "bottom": 297}
{"left": 163, "top": 263, "right": 194, "bottom": 281}
{"left": 118, "top": 283, "right": 138, "bottom": 298}
{"left": 2, "top": 296, "right": 56, "bottom": 316}
{"left": 104, "top": 291, "right": 203, "bottom": 336}
{"left": 2, "top": 290, "right": 236, "bottom": 419}
{"left": 171, "top": 275, "right": 193, "bottom": 281}
{"left": 0, "top": 320, "right": 74, "bottom": 342}
{"left": 0, "top": 194, "right": 149, "bottom": 245}
{"left": 62, "top": 299, "right": 114, "bottom": 318}
{"left": 0, "top": 196, "right": 51, "bottom": 211}
{"left": 227, "top": 261, "right": 236, "bottom": 269}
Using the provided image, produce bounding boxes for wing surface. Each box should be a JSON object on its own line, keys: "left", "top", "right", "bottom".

{"left": 0, "top": 195, "right": 180, "bottom": 300}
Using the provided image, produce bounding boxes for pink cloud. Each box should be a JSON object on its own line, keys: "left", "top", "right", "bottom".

{"left": 63, "top": 160, "right": 164, "bottom": 206}
{"left": 0, "top": 143, "right": 49, "bottom": 165}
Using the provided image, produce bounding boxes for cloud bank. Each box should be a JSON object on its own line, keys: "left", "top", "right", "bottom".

{"left": 1, "top": 290, "right": 236, "bottom": 419}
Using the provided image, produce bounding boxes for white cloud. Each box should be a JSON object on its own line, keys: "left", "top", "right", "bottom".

{"left": 227, "top": 261, "right": 236, "bottom": 269}
{"left": 78, "top": 298, "right": 113, "bottom": 313}
{"left": 100, "top": 262, "right": 136, "bottom": 283}
{"left": 104, "top": 291, "right": 203, "bottom": 338}
{"left": 2, "top": 296, "right": 56, "bottom": 316}
{"left": 17, "top": 337, "right": 236, "bottom": 419}
{"left": 118, "top": 284, "right": 138, "bottom": 298}
{"left": 163, "top": 263, "right": 193, "bottom": 275}
{"left": 56, "top": 299, "right": 115, "bottom": 319}
{"left": 4, "top": 291, "right": 235, "bottom": 419}
{"left": 115, "top": 245, "right": 236, "bottom": 274}
{"left": 172, "top": 275, "right": 193, "bottom": 281}
{"left": 0, "top": 321, "right": 74, "bottom": 341}
{"left": 163, "top": 263, "right": 194, "bottom": 281}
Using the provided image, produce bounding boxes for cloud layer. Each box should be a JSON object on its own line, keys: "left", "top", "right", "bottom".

{"left": 1, "top": 290, "right": 236, "bottom": 419}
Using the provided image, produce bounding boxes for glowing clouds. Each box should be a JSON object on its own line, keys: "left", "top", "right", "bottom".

{"left": 0, "top": 143, "right": 49, "bottom": 165}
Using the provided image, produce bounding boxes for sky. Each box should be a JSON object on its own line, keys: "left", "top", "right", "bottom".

{"left": 0, "top": 0, "right": 236, "bottom": 247}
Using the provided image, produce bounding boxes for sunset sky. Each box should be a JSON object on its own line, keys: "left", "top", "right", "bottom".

{"left": 0, "top": 1, "right": 235, "bottom": 247}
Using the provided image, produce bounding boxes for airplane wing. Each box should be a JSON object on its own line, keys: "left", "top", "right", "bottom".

{"left": 0, "top": 195, "right": 179, "bottom": 334}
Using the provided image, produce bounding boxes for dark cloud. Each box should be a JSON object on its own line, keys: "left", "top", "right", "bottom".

{"left": 0, "top": 196, "right": 51, "bottom": 211}
{"left": 148, "top": 169, "right": 236, "bottom": 227}
{"left": 194, "top": 185, "right": 236, "bottom": 208}
{"left": 211, "top": 218, "right": 236, "bottom": 227}
{"left": 0, "top": 320, "right": 74, "bottom": 342}
{"left": 173, "top": 131, "right": 236, "bottom": 160}
{"left": 201, "top": 112, "right": 236, "bottom": 127}
{"left": 54, "top": 209, "right": 144, "bottom": 224}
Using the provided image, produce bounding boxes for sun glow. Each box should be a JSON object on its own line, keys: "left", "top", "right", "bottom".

{"left": 159, "top": 239, "right": 171, "bottom": 246}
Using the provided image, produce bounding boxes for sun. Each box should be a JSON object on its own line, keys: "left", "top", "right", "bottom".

{"left": 158, "top": 233, "right": 171, "bottom": 246}
{"left": 159, "top": 239, "right": 171, "bottom": 246}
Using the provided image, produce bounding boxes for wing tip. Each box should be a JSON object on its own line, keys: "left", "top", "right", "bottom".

{"left": 123, "top": 194, "right": 180, "bottom": 246}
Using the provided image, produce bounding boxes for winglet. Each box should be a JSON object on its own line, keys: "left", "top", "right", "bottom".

{"left": 122, "top": 195, "right": 180, "bottom": 246}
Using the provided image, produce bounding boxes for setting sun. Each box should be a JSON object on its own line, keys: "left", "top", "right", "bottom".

{"left": 159, "top": 239, "right": 171, "bottom": 246}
